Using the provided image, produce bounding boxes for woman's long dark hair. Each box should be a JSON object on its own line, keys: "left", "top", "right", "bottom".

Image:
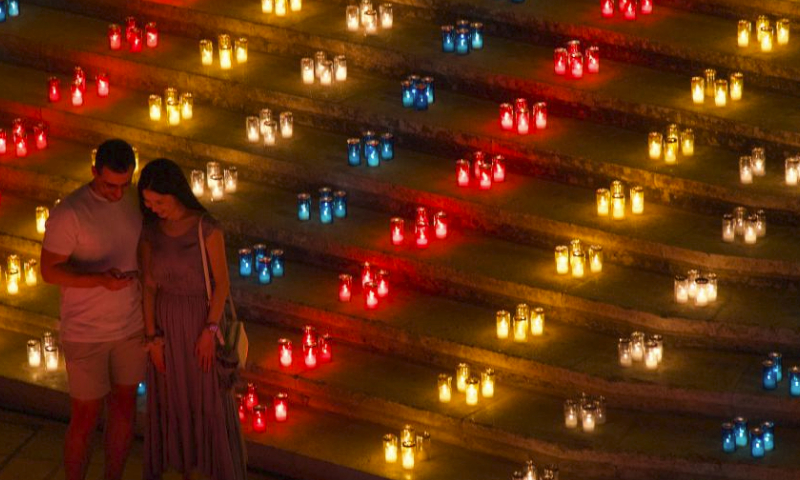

{"left": 137, "top": 158, "right": 207, "bottom": 223}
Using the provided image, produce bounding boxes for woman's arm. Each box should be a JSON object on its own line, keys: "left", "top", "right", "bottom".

{"left": 204, "top": 228, "right": 230, "bottom": 326}
{"left": 139, "top": 237, "right": 158, "bottom": 337}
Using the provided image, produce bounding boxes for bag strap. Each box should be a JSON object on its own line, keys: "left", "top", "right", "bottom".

{"left": 197, "top": 215, "right": 238, "bottom": 343}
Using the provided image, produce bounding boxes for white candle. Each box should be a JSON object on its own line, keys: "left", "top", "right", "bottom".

{"left": 275, "top": 0, "right": 287, "bottom": 16}
{"left": 744, "top": 224, "right": 757, "bottom": 244}
{"left": 715, "top": 82, "right": 727, "bottom": 107}
{"left": 597, "top": 195, "right": 609, "bottom": 216}
{"left": 531, "top": 312, "right": 544, "bottom": 336}
{"left": 513, "top": 317, "right": 528, "bottom": 342}
{"left": 44, "top": 346, "right": 58, "bottom": 371}
{"left": 761, "top": 27, "right": 773, "bottom": 51}
{"left": 319, "top": 62, "right": 333, "bottom": 86}
{"left": 481, "top": 373, "right": 494, "bottom": 398}
{"left": 692, "top": 79, "right": 704, "bottom": 104}
{"left": 695, "top": 286, "right": 708, "bottom": 306}
{"left": 219, "top": 49, "right": 232, "bottom": 70}
{"left": 401, "top": 442, "right": 414, "bottom": 470}
{"left": 465, "top": 379, "right": 479, "bottom": 405}
{"left": 582, "top": 412, "right": 595, "bottom": 432}
{"left": 496, "top": 311, "right": 510, "bottom": 339}
{"left": 346, "top": 6, "right": 359, "bottom": 31}
{"left": 740, "top": 160, "right": 753, "bottom": 184}
{"left": 280, "top": 112, "right": 294, "bottom": 138}
{"left": 456, "top": 364, "right": 469, "bottom": 392}
{"left": 571, "top": 255, "right": 585, "bottom": 278}
{"left": 786, "top": 158, "right": 799, "bottom": 185}
{"left": 301, "top": 58, "right": 315, "bottom": 84}
{"left": 565, "top": 411, "right": 578, "bottom": 428}
{"left": 619, "top": 350, "right": 632, "bottom": 367}
{"left": 675, "top": 284, "right": 688, "bottom": 303}
{"left": 439, "top": 381, "right": 451, "bottom": 403}
{"left": 290, "top": 0, "right": 301, "bottom": 12}
{"left": 262, "top": 0, "right": 273, "bottom": 13}
{"left": 612, "top": 195, "right": 625, "bottom": 220}
{"left": 6, "top": 276, "right": 18, "bottom": 295}
{"left": 722, "top": 226, "right": 735, "bottom": 243}
{"left": 27, "top": 340, "right": 41, "bottom": 367}
{"left": 645, "top": 350, "right": 658, "bottom": 370}
{"left": 167, "top": 102, "right": 180, "bottom": 126}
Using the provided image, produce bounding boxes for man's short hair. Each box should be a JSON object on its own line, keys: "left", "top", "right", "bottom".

{"left": 95, "top": 139, "right": 136, "bottom": 174}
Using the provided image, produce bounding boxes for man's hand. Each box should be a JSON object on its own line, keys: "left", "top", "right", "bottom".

{"left": 96, "top": 269, "right": 132, "bottom": 291}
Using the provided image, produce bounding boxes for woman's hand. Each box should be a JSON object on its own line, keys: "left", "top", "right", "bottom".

{"left": 195, "top": 328, "right": 216, "bottom": 373}
{"left": 149, "top": 342, "right": 166, "bottom": 374}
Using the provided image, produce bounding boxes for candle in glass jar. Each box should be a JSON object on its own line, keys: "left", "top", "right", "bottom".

{"left": 586, "top": 46, "right": 599, "bottom": 73}
{"left": 456, "top": 363, "right": 470, "bottom": 392}
{"left": 715, "top": 80, "right": 728, "bottom": 107}
{"left": 720, "top": 214, "right": 735, "bottom": 242}
{"left": 499, "top": 103, "right": 514, "bottom": 131}
{"left": 27, "top": 339, "right": 42, "bottom": 367}
{"left": 789, "top": 366, "right": 800, "bottom": 397}
{"left": 263, "top": 121, "right": 277, "bottom": 146}
{"left": 555, "top": 246, "right": 570, "bottom": 274}
{"left": 695, "top": 278, "right": 709, "bottom": 306}
{"left": 180, "top": 93, "right": 193, "bottom": 119}
{"left": 751, "top": 147, "right": 766, "bottom": 176}
{"left": 48, "top": 77, "right": 61, "bottom": 102}
{"left": 318, "top": 334, "right": 332, "bottom": 362}
{"left": 471, "top": 22, "right": 484, "bottom": 50}
{"left": 166, "top": 100, "right": 180, "bottom": 126}
{"left": 777, "top": 19, "right": 790, "bottom": 45}
{"left": 531, "top": 307, "right": 544, "bottom": 336}
{"left": 274, "top": 393, "right": 289, "bottom": 421}
{"left": 109, "top": 24, "right": 122, "bottom": 50}
{"left": 303, "top": 342, "right": 318, "bottom": 368}
{"left": 496, "top": 310, "right": 510, "bottom": 339}
{"left": 383, "top": 434, "right": 398, "bottom": 463}
{"left": 596, "top": 188, "right": 610, "bottom": 216}
{"left": 0, "top": 129, "right": 6, "bottom": 155}
{"left": 645, "top": 340, "right": 659, "bottom": 370}
{"left": 379, "top": 3, "right": 393, "bottom": 28}
{"left": 210, "top": 174, "right": 224, "bottom": 201}
{"left": 740, "top": 156, "right": 753, "bottom": 184}
{"left": 433, "top": 211, "right": 448, "bottom": 239}
{"left": 129, "top": 27, "right": 143, "bottom": 52}
{"left": 219, "top": 35, "right": 232, "bottom": 70}
{"left": 465, "top": 377, "right": 479, "bottom": 405}
{"left": 23, "top": 259, "right": 36, "bottom": 286}
{"left": 438, "top": 374, "right": 452, "bottom": 402}
{"left": 275, "top": 0, "right": 288, "bottom": 15}
{"left": 727, "top": 72, "right": 743, "bottom": 101}
{"left": 570, "top": 52, "right": 584, "bottom": 78}
{"left": 492, "top": 155, "right": 506, "bottom": 182}
{"left": 513, "top": 316, "right": 528, "bottom": 342}
{"left": 332, "top": 55, "right": 347, "bottom": 83}
{"left": 401, "top": 441, "right": 415, "bottom": 470}
{"left": 44, "top": 346, "right": 58, "bottom": 371}
{"left": 571, "top": 252, "right": 586, "bottom": 278}
{"left": 786, "top": 157, "right": 799, "bottom": 185}
{"left": 414, "top": 221, "right": 429, "bottom": 248}
{"left": 456, "top": 159, "right": 470, "bottom": 187}
{"left": 738, "top": 20, "right": 751, "bottom": 47}
{"left": 532, "top": 102, "right": 547, "bottom": 130}
{"left": 631, "top": 332, "right": 644, "bottom": 361}
{"left": 376, "top": 270, "right": 389, "bottom": 297}
{"left": 319, "top": 61, "right": 333, "bottom": 86}
{"left": 199, "top": 39, "right": 213, "bottom": 66}
{"left": 71, "top": 81, "right": 83, "bottom": 107}
{"left": 363, "top": 10, "right": 378, "bottom": 34}
{"left": 477, "top": 161, "right": 492, "bottom": 190}
{"left": 35, "top": 206, "right": 49, "bottom": 234}
{"left": 252, "top": 405, "right": 267, "bottom": 432}
{"left": 223, "top": 167, "right": 238, "bottom": 193}
{"left": 623, "top": 0, "right": 636, "bottom": 20}
{"left": 618, "top": 338, "right": 632, "bottom": 367}
{"left": 628, "top": 186, "right": 644, "bottom": 215}
{"left": 149, "top": 95, "right": 162, "bottom": 121}
{"left": 290, "top": 0, "right": 302, "bottom": 11}
{"left": 611, "top": 193, "right": 625, "bottom": 219}
{"left": 553, "top": 48, "right": 568, "bottom": 75}
{"left": 648, "top": 132, "right": 662, "bottom": 160}
{"left": 641, "top": 0, "right": 653, "bottom": 13}
{"left": 661, "top": 137, "right": 677, "bottom": 164}
{"left": 587, "top": 245, "right": 603, "bottom": 274}
{"left": 235, "top": 37, "right": 248, "bottom": 64}
{"left": 276, "top": 338, "right": 292, "bottom": 367}
{"left": 346, "top": 5, "right": 359, "bottom": 30}
{"left": 601, "top": 0, "right": 614, "bottom": 17}
{"left": 581, "top": 404, "right": 596, "bottom": 432}
{"left": 33, "top": 124, "right": 47, "bottom": 150}
{"left": 364, "top": 282, "right": 378, "bottom": 309}
{"left": 564, "top": 400, "right": 579, "bottom": 428}
{"left": 761, "top": 26, "right": 773, "bottom": 51}
{"left": 691, "top": 77, "right": 704, "bottom": 104}
{"left": 15, "top": 134, "right": 27, "bottom": 158}
{"left": 744, "top": 215, "right": 758, "bottom": 244}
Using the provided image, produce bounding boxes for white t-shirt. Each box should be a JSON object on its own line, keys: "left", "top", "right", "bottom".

{"left": 42, "top": 184, "right": 143, "bottom": 342}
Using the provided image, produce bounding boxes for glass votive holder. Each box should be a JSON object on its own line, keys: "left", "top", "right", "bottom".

{"left": 319, "top": 60, "right": 333, "bottom": 86}
{"left": 235, "top": 37, "right": 248, "bottom": 64}
{"left": 456, "top": 363, "right": 470, "bottom": 392}
{"left": 555, "top": 246, "right": 570, "bottom": 274}
{"left": 379, "top": 3, "right": 393, "bottom": 29}
{"left": 664, "top": 137, "right": 678, "bottom": 164}
{"left": 587, "top": 245, "right": 603, "bottom": 273}
{"left": 480, "top": 369, "right": 494, "bottom": 397}
{"left": 338, "top": 273, "right": 352, "bottom": 302}
{"left": 777, "top": 18, "right": 790, "bottom": 45}
{"left": 346, "top": 5, "right": 359, "bottom": 31}
{"left": 275, "top": 0, "right": 288, "bottom": 16}
{"left": 733, "top": 206, "right": 747, "bottom": 236}
{"left": 257, "top": 257, "right": 272, "bottom": 284}
{"left": 34, "top": 205, "right": 49, "bottom": 235}
{"left": 238, "top": 248, "right": 253, "bottom": 277}
{"left": 631, "top": 331, "right": 645, "bottom": 361}
{"left": 433, "top": 211, "right": 448, "bottom": 239}
{"left": 564, "top": 399, "right": 579, "bottom": 428}
{"left": 209, "top": 174, "right": 224, "bottom": 202}
{"left": 332, "top": 190, "right": 347, "bottom": 219}
{"left": 278, "top": 111, "right": 293, "bottom": 139}
{"left": 516, "top": 107, "right": 530, "bottom": 135}
{"left": 333, "top": 55, "right": 347, "bottom": 82}
{"left": 389, "top": 217, "right": 405, "bottom": 245}
{"left": 680, "top": 129, "right": 694, "bottom": 156}
{"left": 477, "top": 160, "right": 492, "bottom": 190}
{"left": 763, "top": 360, "right": 777, "bottom": 390}
{"left": 513, "top": 315, "right": 528, "bottom": 342}
{"left": 270, "top": 249, "right": 285, "bottom": 277}
{"left": 401, "top": 80, "right": 414, "bottom": 108}
{"left": 441, "top": 25, "right": 455, "bottom": 52}
{"left": 363, "top": 9, "right": 378, "bottom": 34}
{"left": 769, "top": 352, "right": 782, "bottom": 381}
{"left": 585, "top": 45, "right": 599, "bottom": 73}
{"left": 191, "top": 170, "right": 205, "bottom": 196}
{"left": 571, "top": 251, "right": 586, "bottom": 278}
{"left": 644, "top": 340, "right": 659, "bottom": 370}
{"left": 744, "top": 215, "right": 758, "bottom": 244}
{"left": 740, "top": 156, "right": 754, "bottom": 184}
{"left": 532, "top": 102, "right": 547, "bottom": 130}
{"left": 515, "top": 303, "right": 530, "bottom": 320}
{"left": 218, "top": 34, "right": 232, "bottom": 70}
{"left": 223, "top": 167, "right": 238, "bottom": 193}
{"left": 301, "top": 57, "right": 314, "bottom": 84}
{"left": 704, "top": 68, "right": 716, "bottom": 96}
{"left": 554, "top": 47, "right": 568, "bottom": 75}
{"left": 647, "top": 132, "right": 663, "bottom": 160}
{"left": 738, "top": 20, "right": 751, "bottom": 48}
{"left": 246, "top": 116, "right": 260, "bottom": 143}
{"left": 375, "top": 269, "right": 389, "bottom": 298}
{"left": 401, "top": 441, "right": 415, "bottom": 470}
{"left": 691, "top": 76, "right": 704, "bottom": 104}
{"left": 365, "top": 139, "right": 380, "bottom": 167}
{"left": 734, "top": 417, "right": 748, "bottom": 447}
{"left": 438, "top": 373, "right": 452, "bottom": 403}
{"left": 465, "top": 377, "right": 480, "bottom": 405}
{"left": 665, "top": 123, "right": 679, "bottom": 140}
{"left": 470, "top": 22, "right": 484, "bottom": 50}
{"left": 750, "top": 428, "right": 765, "bottom": 458}
{"left": 303, "top": 341, "right": 318, "bottom": 368}
{"left": 148, "top": 94, "right": 162, "bottom": 121}
{"left": 593, "top": 396, "right": 606, "bottom": 424}
{"left": 761, "top": 26, "right": 773, "bottom": 52}
{"left": 722, "top": 422, "right": 736, "bottom": 453}
{"left": 611, "top": 193, "right": 625, "bottom": 220}
{"left": 581, "top": 404, "right": 597, "bottom": 432}
{"left": 695, "top": 277, "right": 709, "bottom": 306}
{"left": 730, "top": 72, "right": 743, "bottom": 101}
{"left": 27, "top": 339, "right": 41, "bottom": 367}
{"left": 455, "top": 27, "right": 470, "bottom": 55}
{"left": 423, "top": 77, "right": 435, "bottom": 104}
{"left": 166, "top": 99, "right": 180, "bottom": 126}
{"left": 199, "top": 39, "right": 214, "bottom": 66}
{"left": 786, "top": 157, "right": 799, "bottom": 185}
{"left": 364, "top": 281, "right": 378, "bottom": 309}
{"left": 383, "top": 434, "right": 398, "bottom": 463}
{"left": 414, "top": 83, "right": 428, "bottom": 110}
{"left": 761, "top": 421, "right": 774, "bottom": 452}
{"left": 496, "top": 310, "right": 510, "bottom": 339}
{"left": 531, "top": 307, "right": 544, "bottom": 336}
{"left": 569, "top": 52, "right": 584, "bottom": 78}
{"left": 379, "top": 132, "right": 394, "bottom": 160}
{"left": 706, "top": 273, "right": 718, "bottom": 302}
{"left": 596, "top": 188, "right": 610, "bottom": 216}
{"left": 751, "top": 147, "right": 766, "bottom": 176}
{"left": 319, "top": 196, "right": 334, "bottom": 224}
{"left": 618, "top": 338, "right": 632, "bottom": 367}
{"left": 566, "top": 39, "right": 581, "bottom": 54}
{"left": 630, "top": 186, "right": 644, "bottom": 215}
{"left": 44, "top": 345, "right": 59, "bottom": 371}
{"left": 347, "top": 138, "right": 361, "bottom": 166}
{"left": 791, "top": 366, "right": 800, "bottom": 397}
{"left": 297, "top": 192, "right": 311, "bottom": 221}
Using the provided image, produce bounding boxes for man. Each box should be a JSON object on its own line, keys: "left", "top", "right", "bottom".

{"left": 41, "top": 139, "right": 144, "bottom": 480}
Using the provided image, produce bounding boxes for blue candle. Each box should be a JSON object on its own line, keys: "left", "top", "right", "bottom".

{"left": 790, "top": 366, "right": 800, "bottom": 397}
{"left": 253, "top": 243, "right": 268, "bottom": 265}
{"left": 763, "top": 360, "right": 777, "bottom": 390}
{"left": 768, "top": 352, "right": 783, "bottom": 382}
{"left": 137, "top": 382, "right": 147, "bottom": 396}
{"left": 333, "top": 190, "right": 348, "bottom": 218}
{"left": 320, "top": 195, "right": 333, "bottom": 224}
{"left": 365, "top": 140, "right": 380, "bottom": 167}
{"left": 441, "top": 25, "right": 455, "bottom": 52}
{"left": 361, "top": 131, "right": 375, "bottom": 159}
{"left": 407, "top": 75, "right": 420, "bottom": 87}
{"left": 414, "top": 83, "right": 428, "bottom": 111}
{"left": 319, "top": 186, "right": 332, "bottom": 199}
{"left": 297, "top": 193, "right": 311, "bottom": 221}
{"left": 721, "top": 423, "right": 735, "bottom": 453}
{"left": 257, "top": 258, "right": 272, "bottom": 284}
{"left": 750, "top": 428, "right": 764, "bottom": 458}
{"left": 401, "top": 80, "right": 414, "bottom": 108}
{"left": 270, "top": 249, "right": 285, "bottom": 277}
{"left": 470, "top": 22, "right": 484, "bottom": 50}
{"left": 455, "top": 28, "right": 470, "bottom": 55}
{"left": 761, "top": 421, "right": 774, "bottom": 452}
{"left": 456, "top": 19, "right": 470, "bottom": 30}
{"left": 733, "top": 417, "right": 748, "bottom": 447}
{"left": 7, "top": 0, "right": 18, "bottom": 17}
{"left": 238, "top": 248, "right": 253, "bottom": 277}
{"left": 0, "top": 1, "right": 6, "bottom": 22}
{"left": 423, "top": 77, "right": 435, "bottom": 104}
{"left": 380, "top": 133, "right": 395, "bottom": 160}
{"left": 347, "top": 138, "right": 361, "bottom": 166}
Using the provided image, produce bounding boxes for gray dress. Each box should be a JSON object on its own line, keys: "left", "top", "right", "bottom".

{"left": 143, "top": 215, "right": 247, "bottom": 480}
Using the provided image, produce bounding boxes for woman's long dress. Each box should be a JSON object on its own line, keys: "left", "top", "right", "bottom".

{"left": 143, "top": 215, "right": 247, "bottom": 480}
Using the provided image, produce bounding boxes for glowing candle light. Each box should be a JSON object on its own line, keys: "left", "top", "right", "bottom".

{"left": 744, "top": 215, "right": 758, "bottom": 244}
{"left": 438, "top": 374, "right": 452, "bottom": 402}
{"left": 27, "top": 340, "right": 41, "bottom": 367}
{"left": 586, "top": 46, "right": 600, "bottom": 73}
{"left": 456, "top": 159, "right": 470, "bottom": 187}
{"left": 433, "top": 211, "right": 448, "bottom": 239}
{"left": 380, "top": 3, "right": 393, "bottom": 28}
{"left": 456, "top": 363, "right": 470, "bottom": 392}
{"left": 129, "top": 27, "right": 143, "bottom": 52}
{"left": 34, "top": 206, "right": 50, "bottom": 234}
{"left": 71, "top": 81, "right": 83, "bottom": 107}
{"left": 533, "top": 102, "right": 547, "bottom": 130}
{"left": 531, "top": 307, "right": 544, "bottom": 336}
{"left": 263, "top": 121, "right": 277, "bottom": 146}
{"left": 15, "top": 134, "right": 27, "bottom": 158}
{"left": 275, "top": 0, "right": 287, "bottom": 16}
{"left": 303, "top": 342, "right": 318, "bottom": 368}
{"left": 601, "top": 0, "right": 614, "bottom": 17}
{"left": 630, "top": 186, "right": 644, "bottom": 215}
{"left": 695, "top": 278, "right": 709, "bottom": 306}
{"left": 364, "top": 10, "right": 378, "bottom": 34}
{"left": 274, "top": 393, "right": 289, "bottom": 421}
{"left": 210, "top": 174, "right": 224, "bottom": 202}
{"left": 291, "top": 0, "right": 302, "bottom": 11}
{"left": 751, "top": 147, "right": 765, "bottom": 176}
{"left": 383, "top": 434, "right": 398, "bottom": 463}
{"left": 124, "top": 16, "right": 137, "bottom": 43}
{"left": 262, "top": 0, "right": 274, "bottom": 13}
{"left": 777, "top": 19, "right": 790, "bottom": 45}
{"left": 346, "top": 5, "right": 359, "bottom": 30}
{"left": 0, "top": 129, "right": 6, "bottom": 155}
{"left": 498, "top": 103, "right": 514, "bottom": 131}
{"left": 756, "top": 15, "right": 769, "bottom": 41}
{"left": 586, "top": 245, "right": 603, "bottom": 274}
{"left": 740, "top": 156, "right": 754, "bottom": 184}
{"left": 581, "top": 404, "right": 596, "bottom": 432}
{"left": 252, "top": 405, "right": 267, "bottom": 432}
{"left": 301, "top": 57, "right": 314, "bottom": 84}
{"left": 721, "top": 214, "right": 735, "bottom": 242}
{"left": 618, "top": 338, "right": 632, "bottom": 367}
{"left": 219, "top": 35, "right": 232, "bottom": 70}
{"left": 143, "top": 22, "right": 158, "bottom": 48}
{"left": 566, "top": 39, "right": 581, "bottom": 54}
{"left": 318, "top": 334, "right": 332, "bottom": 362}
{"left": 94, "top": 72, "right": 109, "bottom": 98}
{"left": 477, "top": 161, "right": 492, "bottom": 190}
{"left": 680, "top": 129, "right": 694, "bottom": 156}
{"left": 235, "top": 37, "right": 248, "bottom": 64}
{"left": 729, "top": 72, "right": 743, "bottom": 101}
{"left": 180, "top": 93, "right": 193, "bottom": 120}
{"left": 376, "top": 270, "right": 389, "bottom": 297}
{"left": 647, "top": 132, "right": 663, "bottom": 160}
{"left": 686, "top": 269, "right": 700, "bottom": 299}
{"left": 569, "top": 52, "right": 584, "bottom": 78}
{"left": 761, "top": 26, "right": 773, "bottom": 51}
{"left": 640, "top": 0, "right": 652, "bottom": 14}
{"left": 360, "top": 262, "right": 373, "bottom": 288}
{"left": 553, "top": 48, "right": 568, "bottom": 75}
{"left": 332, "top": 55, "right": 347, "bottom": 82}
{"left": 555, "top": 246, "right": 570, "bottom": 274}
{"left": 364, "top": 282, "right": 379, "bottom": 309}
{"left": 44, "top": 346, "right": 58, "bottom": 371}
{"left": 245, "top": 383, "right": 259, "bottom": 411}
{"left": 414, "top": 221, "right": 429, "bottom": 248}
{"left": 276, "top": 338, "right": 292, "bottom": 367}
{"left": 595, "top": 188, "right": 610, "bottom": 216}
{"left": 571, "top": 252, "right": 586, "bottom": 278}
{"left": 401, "top": 441, "right": 415, "bottom": 470}
{"left": 496, "top": 310, "right": 510, "bottom": 339}
{"left": 319, "top": 61, "right": 333, "bottom": 86}
{"left": 664, "top": 137, "right": 678, "bottom": 164}
{"left": 149, "top": 95, "right": 162, "bottom": 121}
{"left": 48, "top": 77, "right": 61, "bottom": 102}
{"left": 645, "top": 340, "right": 659, "bottom": 370}
{"left": 611, "top": 193, "right": 625, "bottom": 220}
{"left": 786, "top": 157, "right": 799, "bottom": 185}
{"left": 513, "top": 316, "right": 528, "bottom": 342}
{"left": 166, "top": 100, "right": 180, "bottom": 126}
{"left": 738, "top": 20, "right": 751, "bottom": 47}
{"left": 303, "top": 325, "right": 317, "bottom": 346}
{"left": 33, "top": 124, "right": 47, "bottom": 150}
{"left": 199, "top": 39, "right": 213, "bottom": 66}
{"left": 108, "top": 24, "right": 122, "bottom": 50}
{"left": 715, "top": 79, "right": 728, "bottom": 107}
{"left": 691, "top": 77, "right": 705, "bottom": 104}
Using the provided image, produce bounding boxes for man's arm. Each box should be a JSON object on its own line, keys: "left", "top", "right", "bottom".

{"left": 40, "top": 248, "right": 130, "bottom": 290}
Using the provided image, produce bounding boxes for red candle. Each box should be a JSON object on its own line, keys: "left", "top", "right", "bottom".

{"left": 338, "top": 273, "right": 352, "bottom": 301}
{"left": 434, "top": 211, "right": 448, "bottom": 239}
{"left": 274, "top": 393, "right": 288, "bottom": 422}
{"left": 129, "top": 27, "right": 143, "bottom": 52}
{"left": 473, "top": 151, "right": 485, "bottom": 179}
{"left": 390, "top": 217, "right": 405, "bottom": 245}
{"left": 278, "top": 338, "right": 292, "bottom": 367}
{"left": 364, "top": 281, "right": 379, "bottom": 308}
{"left": 303, "top": 342, "right": 318, "bottom": 368}
{"left": 414, "top": 221, "right": 429, "bottom": 248}
{"left": 492, "top": 155, "right": 506, "bottom": 183}
{"left": 499, "top": 103, "right": 514, "bottom": 131}
{"left": 125, "top": 16, "right": 137, "bottom": 43}
{"left": 237, "top": 394, "right": 247, "bottom": 423}
{"left": 108, "top": 24, "right": 122, "bottom": 50}
{"left": 570, "top": 53, "right": 584, "bottom": 79}
{"left": 12, "top": 119, "right": 24, "bottom": 139}
{"left": 478, "top": 161, "right": 492, "bottom": 190}
{"left": 415, "top": 206, "right": 429, "bottom": 226}
{"left": 514, "top": 97, "right": 528, "bottom": 112}
{"left": 34, "top": 124, "right": 47, "bottom": 150}
{"left": 302, "top": 325, "right": 317, "bottom": 346}
{"left": 319, "top": 334, "right": 332, "bottom": 362}
{"left": 618, "top": 0, "right": 628, "bottom": 11}
{"left": 640, "top": 0, "right": 652, "bottom": 14}
{"left": 145, "top": 22, "right": 158, "bottom": 48}
{"left": 73, "top": 67, "right": 86, "bottom": 92}
{"left": 624, "top": 0, "right": 636, "bottom": 20}
{"left": 553, "top": 48, "right": 568, "bottom": 75}
{"left": 252, "top": 405, "right": 267, "bottom": 432}
{"left": 48, "top": 77, "right": 61, "bottom": 102}
{"left": 361, "top": 262, "right": 372, "bottom": 287}
{"left": 71, "top": 81, "right": 84, "bottom": 107}
{"left": 516, "top": 107, "right": 530, "bottom": 135}
{"left": 456, "top": 159, "right": 470, "bottom": 187}
{"left": 376, "top": 270, "right": 389, "bottom": 297}
{"left": 15, "top": 135, "right": 27, "bottom": 158}
{"left": 96, "top": 73, "right": 109, "bottom": 97}
{"left": 601, "top": 0, "right": 614, "bottom": 17}
{"left": 245, "top": 382, "right": 258, "bottom": 411}
{"left": 534, "top": 102, "right": 547, "bottom": 130}
{"left": 566, "top": 40, "right": 581, "bottom": 55}
{"left": 0, "top": 130, "right": 6, "bottom": 155}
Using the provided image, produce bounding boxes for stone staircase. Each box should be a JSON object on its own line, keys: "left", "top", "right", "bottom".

{"left": 0, "top": 1, "right": 799, "bottom": 479}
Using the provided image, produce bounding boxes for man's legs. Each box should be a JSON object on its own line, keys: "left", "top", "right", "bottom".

{"left": 104, "top": 384, "right": 138, "bottom": 480}
{"left": 64, "top": 397, "right": 104, "bottom": 480}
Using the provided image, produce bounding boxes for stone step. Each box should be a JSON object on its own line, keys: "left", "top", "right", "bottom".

{"left": 2, "top": 8, "right": 800, "bottom": 221}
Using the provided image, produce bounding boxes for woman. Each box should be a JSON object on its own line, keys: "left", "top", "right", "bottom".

{"left": 138, "top": 158, "right": 246, "bottom": 480}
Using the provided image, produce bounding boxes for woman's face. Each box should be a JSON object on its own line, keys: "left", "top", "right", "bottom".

{"left": 142, "top": 189, "right": 182, "bottom": 220}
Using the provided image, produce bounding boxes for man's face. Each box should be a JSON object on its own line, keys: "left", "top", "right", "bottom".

{"left": 91, "top": 165, "right": 134, "bottom": 202}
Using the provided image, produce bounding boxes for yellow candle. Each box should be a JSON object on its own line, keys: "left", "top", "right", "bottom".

{"left": 465, "top": 377, "right": 479, "bottom": 405}
{"left": 262, "top": 0, "right": 273, "bottom": 13}
{"left": 496, "top": 310, "right": 510, "bottom": 339}
{"left": 275, "top": 0, "right": 287, "bottom": 16}
{"left": 737, "top": 20, "right": 751, "bottom": 47}
{"left": 199, "top": 39, "right": 213, "bottom": 66}
{"left": 166, "top": 100, "right": 180, "bottom": 126}
{"left": 401, "top": 441, "right": 415, "bottom": 470}
{"left": 456, "top": 363, "right": 470, "bottom": 392}
{"left": 756, "top": 15, "right": 769, "bottom": 41}
{"left": 571, "top": 252, "right": 585, "bottom": 278}
{"left": 148, "top": 94, "right": 162, "bottom": 121}
{"left": 588, "top": 245, "right": 603, "bottom": 273}
{"left": 761, "top": 26, "right": 773, "bottom": 52}
{"left": 6, "top": 275, "right": 19, "bottom": 295}
{"left": 319, "top": 61, "right": 333, "bottom": 86}
{"left": 481, "top": 370, "right": 495, "bottom": 398}
{"left": 383, "top": 434, "right": 398, "bottom": 463}
{"left": 513, "top": 316, "right": 528, "bottom": 342}
{"left": 24, "top": 260, "right": 37, "bottom": 286}
{"left": 290, "top": 0, "right": 301, "bottom": 12}
{"left": 27, "top": 340, "right": 41, "bottom": 367}
{"left": 611, "top": 193, "right": 625, "bottom": 220}
{"left": 280, "top": 111, "right": 293, "bottom": 138}
{"left": 555, "top": 245, "right": 569, "bottom": 274}
{"left": 35, "top": 206, "right": 49, "bottom": 234}
{"left": 630, "top": 186, "right": 644, "bottom": 215}
{"left": 680, "top": 129, "right": 694, "bottom": 156}
{"left": 301, "top": 58, "right": 314, "bottom": 84}
{"left": 729, "top": 72, "right": 743, "bottom": 101}
{"left": 437, "top": 374, "right": 452, "bottom": 403}
{"left": 715, "top": 79, "right": 728, "bottom": 107}
{"left": 648, "top": 132, "right": 662, "bottom": 160}
{"left": 235, "top": 38, "right": 248, "bottom": 63}
{"left": 219, "top": 48, "right": 232, "bottom": 70}
{"left": 44, "top": 346, "right": 58, "bottom": 371}
{"left": 531, "top": 307, "right": 544, "bottom": 336}
{"left": 664, "top": 137, "right": 678, "bottom": 164}
{"left": 777, "top": 19, "right": 790, "bottom": 45}
{"left": 596, "top": 188, "right": 609, "bottom": 216}
{"left": 180, "top": 93, "right": 193, "bottom": 120}
{"left": 691, "top": 77, "right": 704, "bottom": 104}
{"left": 704, "top": 69, "right": 716, "bottom": 96}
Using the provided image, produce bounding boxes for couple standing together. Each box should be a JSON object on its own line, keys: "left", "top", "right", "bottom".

{"left": 40, "top": 139, "right": 247, "bottom": 480}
